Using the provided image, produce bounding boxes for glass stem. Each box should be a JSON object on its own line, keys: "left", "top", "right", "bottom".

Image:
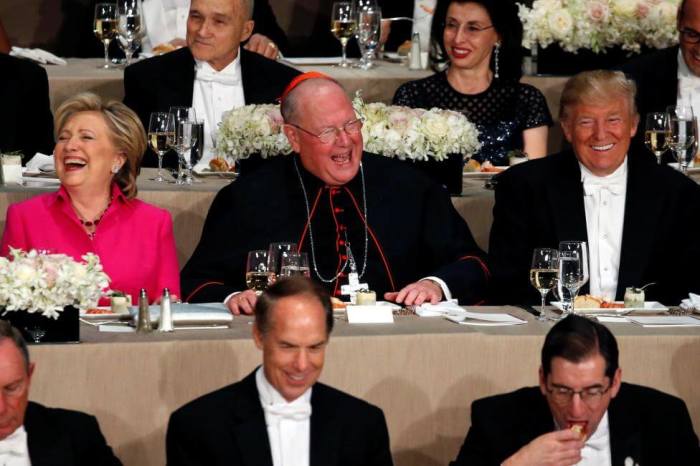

{"left": 341, "top": 39, "right": 348, "bottom": 65}
{"left": 540, "top": 291, "right": 547, "bottom": 315}
{"left": 103, "top": 41, "right": 110, "bottom": 66}
{"left": 157, "top": 153, "right": 164, "bottom": 179}
{"left": 655, "top": 153, "right": 662, "bottom": 165}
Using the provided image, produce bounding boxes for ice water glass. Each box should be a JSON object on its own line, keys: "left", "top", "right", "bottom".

{"left": 665, "top": 105, "right": 697, "bottom": 174}
{"left": 267, "top": 242, "right": 297, "bottom": 280}
{"left": 167, "top": 106, "right": 197, "bottom": 184}
{"left": 558, "top": 251, "right": 583, "bottom": 315}
{"left": 280, "top": 252, "right": 310, "bottom": 278}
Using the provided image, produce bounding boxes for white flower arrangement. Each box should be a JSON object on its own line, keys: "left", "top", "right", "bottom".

{"left": 0, "top": 249, "right": 110, "bottom": 319}
{"left": 518, "top": 0, "right": 680, "bottom": 53}
{"left": 215, "top": 97, "right": 481, "bottom": 163}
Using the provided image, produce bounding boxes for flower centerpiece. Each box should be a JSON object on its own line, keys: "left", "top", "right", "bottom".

{"left": 519, "top": 0, "right": 680, "bottom": 54}
{"left": 0, "top": 249, "right": 110, "bottom": 342}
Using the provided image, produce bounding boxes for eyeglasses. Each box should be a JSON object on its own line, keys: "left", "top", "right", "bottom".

{"left": 546, "top": 383, "right": 612, "bottom": 407}
{"left": 444, "top": 21, "right": 495, "bottom": 36}
{"left": 288, "top": 118, "right": 363, "bottom": 145}
{"left": 680, "top": 27, "right": 700, "bottom": 44}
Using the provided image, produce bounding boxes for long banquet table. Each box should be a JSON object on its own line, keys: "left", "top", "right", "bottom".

{"left": 27, "top": 309, "right": 700, "bottom": 466}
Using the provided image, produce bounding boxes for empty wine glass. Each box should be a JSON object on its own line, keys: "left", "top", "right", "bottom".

{"left": 666, "top": 105, "right": 697, "bottom": 174}
{"left": 280, "top": 252, "right": 311, "bottom": 278}
{"left": 94, "top": 3, "right": 117, "bottom": 69}
{"left": 246, "top": 250, "right": 274, "bottom": 294}
{"left": 147, "top": 112, "right": 174, "bottom": 182}
{"left": 117, "top": 0, "right": 144, "bottom": 67}
{"left": 331, "top": 2, "right": 356, "bottom": 67}
{"left": 529, "top": 248, "right": 558, "bottom": 321}
{"left": 559, "top": 241, "right": 589, "bottom": 292}
{"left": 644, "top": 112, "right": 667, "bottom": 165}
{"left": 167, "top": 106, "right": 197, "bottom": 185}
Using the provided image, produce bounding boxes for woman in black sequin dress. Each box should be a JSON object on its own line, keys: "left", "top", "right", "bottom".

{"left": 393, "top": 0, "right": 552, "bottom": 166}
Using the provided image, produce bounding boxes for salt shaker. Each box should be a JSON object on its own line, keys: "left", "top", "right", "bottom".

{"left": 409, "top": 32, "right": 422, "bottom": 70}
{"left": 158, "top": 288, "right": 174, "bottom": 332}
{"left": 136, "top": 289, "right": 152, "bottom": 333}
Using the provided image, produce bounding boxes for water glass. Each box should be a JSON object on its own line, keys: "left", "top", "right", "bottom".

{"left": 267, "top": 242, "right": 297, "bottom": 279}
{"left": 279, "top": 252, "right": 310, "bottom": 278}
{"left": 355, "top": 6, "right": 381, "bottom": 69}
{"left": 167, "top": 106, "right": 197, "bottom": 184}
{"left": 665, "top": 105, "right": 697, "bottom": 174}
{"left": 117, "top": 0, "right": 143, "bottom": 67}
{"left": 558, "top": 251, "right": 583, "bottom": 315}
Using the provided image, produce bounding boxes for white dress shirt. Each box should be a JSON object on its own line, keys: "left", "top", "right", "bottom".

{"left": 0, "top": 426, "right": 31, "bottom": 466}
{"left": 255, "top": 366, "right": 312, "bottom": 466}
{"left": 576, "top": 411, "right": 612, "bottom": 466}
{"left": 192, "top": 53, "right": 246, "bottom": 165}
{"left": 580, "top": 158, "right": 628, "bottom": 300}
{"left": 141, "top": 0, "right": 190, "bottom": 53}
{"left": 412, "top": 0, "right": 437, "bottom": 52}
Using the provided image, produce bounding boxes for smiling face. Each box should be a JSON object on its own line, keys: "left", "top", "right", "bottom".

{"left": 0, "top": 339, "right": 33, "bottom": 441}
{"left": 253, "top": 293, "right": 328, "bottom": 402}
{"left": 282, "top": 81, "right": 363, "bottom": 186}
{"left": 561, "top": 97, "right": 638, "bottom": 176}
{"left": 186, "top": 0, "right": 254, "bottom": 71}
{"left": 540, "top": 354, "right": 621, "bottom": 440}
{"left": 54, "top": 111, "right": 125, "bottom": 194}
{"left": 680, "top": 0, "right": 700, "bottom": 77}
{"left": 442, "top": 2, "right": 500, "bottom": 73}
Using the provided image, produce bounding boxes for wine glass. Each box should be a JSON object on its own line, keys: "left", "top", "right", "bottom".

{"left": 644, "top": 112, "right": 667, "bottom": 165}
{"left": 267, "top": 242, "right": 297, "bottom": 280}
{"left": 167, "top": 106, "right": 197, "bottom": 185}
{"left": 665, "top": 105, "right": 697, "bottom": 174}
{"left": 558, "top": 251, "right": 583, "bottom": 315}
{"left": 559, "top": 241, "right": 589, "bottom": 292}
{"left": 246, "top": 250, "right": 273, "bottom": 294}
{"left": 94, "top": 3, "right": 117, "bottom": 69}
{"left": 279, "top": 252, "right": 310, "bottom": 278}
{"left": 529, "top": 248, "right": 558, "bottom": 321}
{"left": 147, "top": 112, "right": 174, "bottom": 182}
{"left": 117, "top": 0, "right": 144, "bottom": 67}
{"left": 355, "top": 7, "right": 381, "bottom": 69}
{"left": 331, "top": 2, "right": 356, "bottom": 67}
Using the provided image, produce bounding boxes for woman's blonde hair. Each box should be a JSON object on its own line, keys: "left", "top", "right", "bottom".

{"left": 54, "top": 92, "right": 145, "bottom": 199}
{"left": 559, "top": 70, "right": 638, "bottom": 122}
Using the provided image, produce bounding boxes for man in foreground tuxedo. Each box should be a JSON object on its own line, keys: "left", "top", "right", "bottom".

{"left": 450, "top": 314, "right": 700, "bottom": 465}
{"left": 166, "top": 277, "right": 394, "bottom": 466}
{"left": 0, "top": 53, "right": 54, "bottom": 159}
{"left": 123, "top": 0, "right": 300, "bottom": 167}
{"left": 0, "top": 321, "right": 121, "bottom": 465}
{"left": 489, "top": 69, "right": 700, "bottom": 305}
{"left": 180, "top": 74, "right": 489, "bottom": 312}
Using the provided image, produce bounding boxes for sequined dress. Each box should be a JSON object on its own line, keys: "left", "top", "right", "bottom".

{"left": 393, "top": 72, "right": 553, "bottom": 165}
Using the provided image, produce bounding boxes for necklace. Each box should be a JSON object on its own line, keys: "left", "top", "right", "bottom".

{"left": 75, "top": 198, "right": 112, "bottom": 239}
{"left": 293, "top": 158, "right": 369, "bottom": 283}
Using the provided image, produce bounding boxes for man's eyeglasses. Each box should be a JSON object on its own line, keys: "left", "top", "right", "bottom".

{"left": 546, "top": 383, "right": 612, "bottom": 407}
{"left": 444, "top": 21, "right": 495, "bottom": 35}
{"left": 288, "top": 118, "right": 363, "bottom": 145}
{"left": 680, "top": 27, "right": 700, "bottom": 44}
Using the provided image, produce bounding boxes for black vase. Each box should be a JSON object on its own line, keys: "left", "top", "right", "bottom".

{"left": 409, "top": 153, "right": 464, "bottom": 195}
{"left": 1, "top": 306, "right": 79, "bottom": 344}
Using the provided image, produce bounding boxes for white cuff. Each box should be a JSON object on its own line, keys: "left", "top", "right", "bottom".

{"left": 223, "top": 291, "right": 240, "bottom": 306}
{"left": 420, "top": 276, "right": 451, "bottom": 301}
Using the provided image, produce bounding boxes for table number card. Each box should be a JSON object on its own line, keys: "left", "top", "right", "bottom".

{"left": 0, "top": 154, "right": 22, "bottom": 185}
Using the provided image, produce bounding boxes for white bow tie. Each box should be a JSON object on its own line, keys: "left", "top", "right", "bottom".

{"left": 196, "top": 67, "right": 240, "bottom": 86}
{"left": 582, "top": 180, "right": 624, "bottom": 196}
{"left": 0, "top": 430, "right": 26, "bottom": 457}
{"left": 263, "top": 401, "right": 312, "bottom": 424}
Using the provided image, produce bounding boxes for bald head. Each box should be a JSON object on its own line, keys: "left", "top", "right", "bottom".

{"left": 281, "top": 77, "right": 346, "bottom": 125}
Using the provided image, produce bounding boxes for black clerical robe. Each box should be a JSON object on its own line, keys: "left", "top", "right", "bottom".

{"left": 181, "top": 153, "right": 488, "bottom": 303}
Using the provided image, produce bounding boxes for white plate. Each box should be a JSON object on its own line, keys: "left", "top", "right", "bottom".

{"left": 80, "top": 306, "right": 131, "bottom": 321}
{"left": 193, "top": 166, "right": 237, "bottom": 179}
{"left": 463, "top": 166, "right": 508, "bottom": 178}
{"left": 284, "top": 57, "right": 342, "bottom": 66}
{"left": 667, "top": 163, "right": 700, "bottom": 173}
{"left": 551, "top": 301, "right": 668, "bottom": 315}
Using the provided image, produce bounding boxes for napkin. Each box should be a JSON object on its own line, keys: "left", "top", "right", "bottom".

{"left": 415, "top": 299, "right": 465, "bottom": 317}
{"left": 680, "top": 293, "right": 700, "bottom": 311}
{"left": 24, "top": 153, "right": 54, "bottom": 172}
{"left": 10, "top": 47, "right": 67, "bottom": 65}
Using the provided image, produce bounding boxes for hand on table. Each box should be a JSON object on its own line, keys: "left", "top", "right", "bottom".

{"left": 226, "top": 290, "right": 258, "bottom": 315}
{"left": 384, "top": 279, "right": 443, "bottom": 306}
{"left": 503, "top": 430, "right": 584, "bottom": 466}
{"left": 244, "top": 33, "right": 279, "bottom": 59}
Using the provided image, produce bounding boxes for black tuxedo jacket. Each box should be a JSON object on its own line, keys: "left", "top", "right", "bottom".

{"left": 450, "top": 383, "right": 700, "bottom": 466}
{"left": 489, "top": 149, "right": 700, "bottom": 304}
{"left": 24, "top": 401, "right": 122, "bottom": 466}
{"left": 180, "top": 153, "right": 489, "bottom": 304}
{"left": 0, "top": 54, "right": 54, "bottom": 159}
{"left": 123, "top": 47, "right": 300, "bottom": 167}
{"left": 166, "top": 370, "right": 393, "bottom": 466}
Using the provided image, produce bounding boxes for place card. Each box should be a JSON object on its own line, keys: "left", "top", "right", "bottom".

{"left": 627, "top": 316, "right": 700, "bottom": 327}
{"left": 346, "top": 305, "right": 394, "bottom": 324}
{"left": 0, "top": 155, "right": 22, "bottom": 185}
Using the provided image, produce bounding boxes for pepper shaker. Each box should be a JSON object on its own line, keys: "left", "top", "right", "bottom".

{"left": 409, "top": 32, "right": 422, "bottom": 70}
{"left": 136, "top": 289, "right": 152, "bottom": 333}
{"left": 158, "top": 288, "right": 174, "bottom": 332}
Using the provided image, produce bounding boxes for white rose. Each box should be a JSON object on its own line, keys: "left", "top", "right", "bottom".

{"left": 612, "top": 0, "right": 639, "bottom": 18}
{"left": 547, "top": 10, "right": 574, "bottom": 40}
{"left": 422, "top": 115, "right": 450, "bottom": 139}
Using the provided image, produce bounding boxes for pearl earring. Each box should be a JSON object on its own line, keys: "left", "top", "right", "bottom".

{"left": 112, "top": 165, "right": 120, "bottom": 174}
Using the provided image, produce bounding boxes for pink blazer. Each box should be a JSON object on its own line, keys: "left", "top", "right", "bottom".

{"left": 0, "top": 184, "right": 180, "bottom": 304}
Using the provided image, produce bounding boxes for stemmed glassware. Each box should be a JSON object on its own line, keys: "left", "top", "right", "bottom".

{"left": 246, "top": 250, "right": 274, "bottom": 295}
{"left": 94, "top": 3, "right": 118, "bottom": 69}
{"left": 280, "top": 252, "right": 311, "bottom": 278}
{"left": 665, "top": 104, "right": 698, "bottom": 174}
{"left": 117, "top": 0, "right": 144, "bottom": 67}
{"left": 147, "top": 112, "right": 174, "bottom": 182}
{"left": 354, "top": 6, "right": 382, "bottom": 69}
{"left": 331, "top": 2, "right": 356, "bottom": 67}
{"left": 529, "top": 248, "right": 559, "bottom": 321}
{"left": 558, "top": 241, "right": 589, "bottom": 315}
{"left": 167, "top": 106, "right": 198, "bottom": 185}
{"left": 644, "top": 112, "right": 667, "bottom": 165}
{"left": 267, "top": 242, "right": 297, "bottom": 280}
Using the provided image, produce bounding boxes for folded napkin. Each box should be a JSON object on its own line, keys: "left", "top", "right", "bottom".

{"left": 24, "top": 153, "right": 54, "bottom": 172}
{"left": 415, "top": 299, "right": 465, "bottom": 317}
{"left": 131, "top": 303, "right": 233, "bottom": 326}
{"left": 11, "top": 47, "right": 67, "bottom": 65}
{"left": 680, "top": 293, "right": 700, "bottom": 311}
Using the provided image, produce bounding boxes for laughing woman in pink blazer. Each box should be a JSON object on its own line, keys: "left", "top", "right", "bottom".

{"left": 0, "top": 93, "right": 180, "bottom": 304}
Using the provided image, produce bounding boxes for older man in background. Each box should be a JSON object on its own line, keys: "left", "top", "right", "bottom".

{"left": 181, "top": 74, "right": 489, "bottom": 312}
{"left": 489, "top": 70, "right": 700, "bottom": 305}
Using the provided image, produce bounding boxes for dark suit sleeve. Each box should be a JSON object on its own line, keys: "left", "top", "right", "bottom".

{"left": 250, "top": 0, "right": 289, "bottom": 53}
{"left": 72, "top": 414, "right": 123, "bottom": 466}
{"left": 166, "top": 409, "right": 206, "bottom": 466}
{"left": 123, "top": 64, "right": 150, "bottom": 135}
{"left": 363, "top": 406, "right": 394, "bottom": 466}
{"left": 450, "top": 400, "right": 501, "bottom": 466}
{"left": 666, "top": 392, "right": 700, "bottom": 463}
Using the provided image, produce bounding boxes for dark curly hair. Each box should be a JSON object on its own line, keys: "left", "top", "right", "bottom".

{"left": 430, "top": 0, "right": 524, "bottom": 82}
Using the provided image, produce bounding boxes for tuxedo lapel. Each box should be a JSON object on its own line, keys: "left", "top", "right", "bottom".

{"left": 25, "top": 403, "right": 75, "bottom": 466}
{"left": 608, "top": 391, "right": 642, "bottom": 466}
{"left": 161, "top": 48, "right": 196, "bottom": 109}
{"left": 309, "top": 384, "right": 342, "bottom": 466}
{"left": 232, "top": 373, "right": 275, "bottom": 466}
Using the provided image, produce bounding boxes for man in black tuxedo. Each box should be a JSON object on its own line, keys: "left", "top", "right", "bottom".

{"left": 489, "top": 70, "right": 700, "bottom": 305}
{"left": 123, "top": 0, "right": 300, "bottom": 167}
{"left": 167, "top": 277, "right": 393, "bottom": 466}
{"left": 450, "top": 315, "right": 700, "bottom": 466}
{"left": 0, "top": 321, "right": 121, "bottom": 465}
{"left": 0, "top": 54, "right": 54, "bottom": 159}
{"left": 180, "top": 75, "right": 489, "bottom": 312}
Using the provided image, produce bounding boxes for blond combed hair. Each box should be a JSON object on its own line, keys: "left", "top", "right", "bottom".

{"left": 54, "top": 92, "right": 145, "bottom": 199}
{"left": 559, "top": 70, "right": 638, "bottom": 122}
